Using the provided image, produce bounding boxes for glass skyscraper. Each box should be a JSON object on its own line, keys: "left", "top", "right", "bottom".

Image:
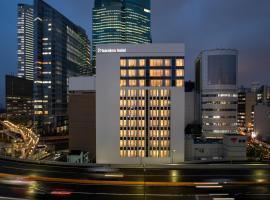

{"left": 17, "top": 4, "right": 34, "bottom": 80}
{"left": 92, "top": 0, "right": 151, "bottom": 65}
{"left": 33, "top": 0, "right": 91, "bottom": 135}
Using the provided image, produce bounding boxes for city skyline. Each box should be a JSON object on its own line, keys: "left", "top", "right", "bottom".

{"left": 1, "top": 0, "right": 270, "bottom": 107}
{"left": 0, "top": 1, "right": 270, "bottom": 199}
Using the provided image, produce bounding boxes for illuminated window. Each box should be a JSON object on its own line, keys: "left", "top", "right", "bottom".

{"left": 150, "top": 80, "right": 163, "bottom": 87}
{"left": 139, "top": 90, "right": 145, "bottom": 97}
{"left": 150, "top": 90, "right": 158, "bottom": 96}
{"left": 176, "top": 80, "right": 184, "bottom": 87}
{"left": 138, "top": 110, "right": 145, "bottom": 117}
{"left": 139, "top": 80, "right": 145, "bottom": 86}
{"left": 163, "top": 100, "right": 170, "bottom": 107}
{"left": 176, "top": 69, "right": 184, "bottom": 77}
{"left": 165, "top": 70, "right": 171, "bottom": 76}
{"left": 138, "top": 70, "right": 145, "bottom": 77}
{"left": 120, "top": 80, "right": 126, "bottom": 87}
{"left": 163, "top": 130, "right": 169, "bottom": 137}
{"left": 129, "top": 90, "right": 136, "bottom": 97}
{"left": 163, "top": 110, "right": 170, "bottom": 117}
{"left": 150, "top": 70, "right": 163, "bottom": 77}
{"left": 120, "top": 59, "right": 126, "bottom": 66}
{"left": 128, "top": 70, "right": 136, "bottom": 77}
{"left": 176, "top": 59, "right": 184, "bottom": 67}
{"left": 120, "top": 90, "right": 125, "bottom": 97}
{"left": 129, "top": 80, "right": 137, "bottom": 86}
{"left": 138, "top": 100, "right": 145, "bottom": 107}
{"left": 128, "top": 59, "right": 136, "bottom": 67}
{"left": 139, "top": 59, "right": 145, "bottom": 66}
{"left": 165, "top": 80, "right": 171, "bottom": 86}
{"left": 139, "top": 150, "right": 145, "bottom": 157}
{"left": 120, "top": 70, "right": 127, "bottom": 77}
{"left": 120, "top": 140, "right": 123, "bottom": 147}
{"left": 164, "top": 59, "right": 171, "bottom": 66}
{"left": 150, "top": 59, "right": 163, "bottom": 66}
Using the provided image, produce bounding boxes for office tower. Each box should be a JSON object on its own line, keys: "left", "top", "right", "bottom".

{"left": 92, "top": 0, "right": 151, "bottom": 64}
{"left": 238, "top": 87, "right": 246, "bottom": 132}
{"left": 96, "top": 44, "right": 185, "bottom": 164}
{"left": 17, "top": 4, "right": 34, "bottom": 80}
{"left": 257, "top": 85, "right": 270, "bottom": 103}
{"left": 68, "top": 76, "right": 96, "bottom": 161}
{"left": 5, "top": 75, "right": 33, "bottom": 125}
{"left": 33, "top": 0, "right": 91, "bottom": 135}
{"left": 81, "top": 36, "right": 92, "bottom": 75}
{"left": 195, "top": 49, "right": 238, "bottom": 138}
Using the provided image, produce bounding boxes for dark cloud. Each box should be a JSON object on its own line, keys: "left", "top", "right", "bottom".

{"left": 0, "top": 0, "right": 270, "bottom": 106}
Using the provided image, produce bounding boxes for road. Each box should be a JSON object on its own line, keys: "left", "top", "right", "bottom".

{"left": 0, "top": 159, "right": 270, "bottom": 199}
{"left": 0, "top": 120, "right": 39, "bottom": 158}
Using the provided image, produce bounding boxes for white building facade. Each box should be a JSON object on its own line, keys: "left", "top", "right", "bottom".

{"left": 254, "top": 104, "right": 270, "bottom": 142}
{"left": 195, "top": 49, "right": 238, "bottom": 138}
{"left": 96, "top": 44, "right": 185, "bottom": 164}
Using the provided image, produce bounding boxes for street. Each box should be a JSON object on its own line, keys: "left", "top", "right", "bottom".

{"left": 0, "top": 159, "right": 270, "bottom": 199}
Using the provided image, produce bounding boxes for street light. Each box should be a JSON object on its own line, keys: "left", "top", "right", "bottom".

{"left": 251, "top": 132, "right": 257, "bottom": 139}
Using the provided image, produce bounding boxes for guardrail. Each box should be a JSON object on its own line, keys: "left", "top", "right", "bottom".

{"left": 0, "top": 155, "right": 98, "bottom": 168}
{"left": 0, "top": 155, "right": 269, "bottom": 169}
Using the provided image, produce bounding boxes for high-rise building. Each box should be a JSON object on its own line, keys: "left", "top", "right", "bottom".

{"left": 96, "top": 44, "right": 185, "bottom": 164}
{"left": 238, "top": 87, "right": 247, "bottom": 132}
{"left": 245, "top": 91, "right": 257, "bottom": 133}
{"left": 17, "top": 4, "right": 34, "bottom": 80}
{"left": 33, "top": 0, "right": 91, "bottom": 135}
{"left": 257, "top": 85, "right": 270, "bottom": 104}
{"left": 195, "top": 49, "right": 238, "bottom": 138}
{"left": 237, "top": 87, "right": 257, "bottom": 133}
{"left": 5, "top": 75, "right": 33, "bottom": 125}
{"left": 92, "top": 0, "right": 151, "bottom": 65}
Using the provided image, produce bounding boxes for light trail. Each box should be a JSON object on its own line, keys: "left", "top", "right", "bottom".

{"left": 0, "top": 120, "right": 39, "bottom": 159}
{"left": 0, "top": 172, "right": 270, "bottom": 187}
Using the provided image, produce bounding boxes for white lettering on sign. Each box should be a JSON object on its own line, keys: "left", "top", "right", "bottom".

{"left": 97, "top": 48, "right": 127, "bottom": 53}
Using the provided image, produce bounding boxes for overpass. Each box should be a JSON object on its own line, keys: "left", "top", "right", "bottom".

{"left": 0, "top": 120, "right": 39, "bottom": 158}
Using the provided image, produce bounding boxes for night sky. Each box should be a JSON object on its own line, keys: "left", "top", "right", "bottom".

{"left": 1, "top": 0, "right": 270, "bottom": 107}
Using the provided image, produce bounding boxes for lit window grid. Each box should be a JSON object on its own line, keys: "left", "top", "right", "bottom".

{"left": 120, "top": 89, "right": 171, "bottom": 158}
{"left": 120, "top": 58, "right": 184, "bottom": 87}
{"left": 120, "top": 89, "right": 146, "bottom": 158}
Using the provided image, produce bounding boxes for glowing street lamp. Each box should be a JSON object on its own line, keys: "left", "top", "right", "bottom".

{"left": 251, "top": 132, "right": 257, "bottom": 139}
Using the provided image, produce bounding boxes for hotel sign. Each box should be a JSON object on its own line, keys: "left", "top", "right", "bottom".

{"left": 97, "top": 48, "right": 127, "bottom": 53}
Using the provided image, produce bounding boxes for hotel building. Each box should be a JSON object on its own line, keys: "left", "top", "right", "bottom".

{"left": 195, "top": 49, "right": 238, "bottom": 138}
{"left": 96, "top": 44, "right": 185, "bottom": 164}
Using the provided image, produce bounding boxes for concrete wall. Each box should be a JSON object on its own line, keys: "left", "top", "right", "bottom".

{"left": 223, "top": 135, "right": 247, "bottom": 160}
{"left": 69, "top": 76, "right": 96, "bottom": 91}
{"left": 68, "top": 92, "right": 96, "bottom": 161}
{"left": 185, "top": 91, "right": 195, "bottom": 126}
{"left": 254, "top": 104, "right": 270, "bottom": 142}
{"left": 185, "top": 134, "right": 247, "bottom": 161}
